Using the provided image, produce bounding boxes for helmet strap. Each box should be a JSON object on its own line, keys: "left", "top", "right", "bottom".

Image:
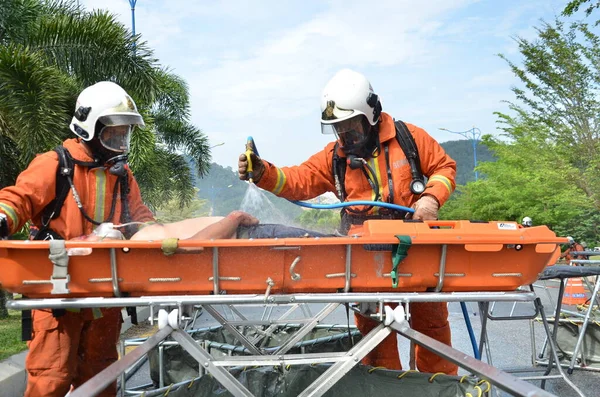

{"left": 367, "top": 93, "right": 382, "bottom": 123}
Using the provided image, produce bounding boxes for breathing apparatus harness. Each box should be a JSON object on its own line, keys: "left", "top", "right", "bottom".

{"left": 35, "top": 145, "right": 135, "bottom": 240}
{"left": 332, "top": 120, "right": 425, "bottom": 232}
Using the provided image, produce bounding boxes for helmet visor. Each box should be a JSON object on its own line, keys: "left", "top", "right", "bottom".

{"left": 321, "top": 115, "right": 370, "bottom": 147}
{"left": 99, "top": 125, "right": 132, "bottom": 153}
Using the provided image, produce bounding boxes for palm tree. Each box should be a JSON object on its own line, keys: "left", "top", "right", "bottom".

{"left": 0, "top": 0, "right": 210, "bottom": 207}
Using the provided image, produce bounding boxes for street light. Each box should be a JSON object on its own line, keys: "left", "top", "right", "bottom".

{"left": 129, "top": 0, "right": 138, "bottom": 36}
{"left": 439, "top": 127, "right": 482, "bottom": 181}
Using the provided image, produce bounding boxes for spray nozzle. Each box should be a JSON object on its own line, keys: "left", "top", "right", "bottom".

{"left": 245, "top": 136, "right": 260, "bottom": 183}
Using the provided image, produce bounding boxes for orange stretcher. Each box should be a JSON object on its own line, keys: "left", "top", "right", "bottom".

{"left": 0, "top": 220, "right": 564, "bottom": 298}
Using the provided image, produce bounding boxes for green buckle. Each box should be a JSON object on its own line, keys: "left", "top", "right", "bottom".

{"left": 391, "top": 235, "right": 412, "bottom": 288}
{"left": 161, "top": 238, "right": 179, "bottom": 256}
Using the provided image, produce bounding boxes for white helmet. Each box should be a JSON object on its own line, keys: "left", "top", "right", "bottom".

{"left": 567, "top": 236, "right": 575, "bottom": 244}
{"left": 320, "top": 69, "right": 382, "bottom": 158}
{"left": 522, "top": 216, "right": 532, "bottom": 227}
{"left": 320, "top": 69, "right": 381, "bottom": 128}
{"left": 69, "top": 81, "right": 144, "bottom": 154}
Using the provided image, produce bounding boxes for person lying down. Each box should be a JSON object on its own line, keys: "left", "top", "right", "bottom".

{"left": 129, "top": 210, "right": 334, "bottom": 241}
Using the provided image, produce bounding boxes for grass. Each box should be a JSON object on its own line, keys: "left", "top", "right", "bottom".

{"left": 0, "top": 310, "right": 27, "bottom": 361}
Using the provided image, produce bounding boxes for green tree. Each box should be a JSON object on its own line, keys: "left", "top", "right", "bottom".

{"left": 0, "top": 290, "right": 8, "bottom": 318}
{"left": 194, "top": 162, "right": 304, "bottom": 219}
{"left": 440, "top": 19, "right": 600, "bottom": 243}
{"left": 0, "top": 0, "right": 210, "bottom": 208}
{"left": 296, "top": 209, "right": 340, "bottom": 234}
{"left": 155, "top": 189, "right": 209, "bottom": 223}
{"left": 439, "top": 140, "right": 494, "bottom": 185}
{"left": 564, "top": 0, "right": 600, "bottom": 22}
{"left": 440, "top": 114, "right": 591, "bottom": 227}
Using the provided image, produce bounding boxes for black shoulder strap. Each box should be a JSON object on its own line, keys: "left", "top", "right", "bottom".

{"left": 394, "top": 120, "right": 424, "bottom": 187}
{"left": 36, "top": 146, "right": 74, "bottom": 239}
{"left": 331, "top": 142, "right": 347, "bottom": 202}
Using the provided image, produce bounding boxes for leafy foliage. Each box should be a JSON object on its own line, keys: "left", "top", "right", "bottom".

{"left": 154, "top": 189, "right": 209, "bottom": 223}
{"left": 564, "top": 0, "right": 600, "bottom": 23}
{"left": 192, "top": 161, "right": 303, "bottom": 220}
{"left": 0, "top": 0, "right": 210, "bottom": 209}
{"left": 296, "top": 209, "right": 340, "bottom": 234}
{"left": 440, "top": 19, "right": 600, "bottom": 245}
{"left": 439, "top": 140, "right": 494, "bottom": 185}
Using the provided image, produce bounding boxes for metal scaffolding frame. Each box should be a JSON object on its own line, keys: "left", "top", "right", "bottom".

{"left": 8, "top": 289, "right": 583, "bottom": 397}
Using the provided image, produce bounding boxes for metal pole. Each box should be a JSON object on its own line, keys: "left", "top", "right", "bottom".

{"left": 129, "top": 0, "right": 137, "bottom": 55}
{"left": 129, "top": 0, "right": 137, "bottom": 37}
{"left": 389, "top": 320, "right": 557, "bottom": 397}
{"left": 70, "top": 325, "right": 173, "bottom": 397}
{"left": 7, "top": 291, "right": 538, "bottom": 310}
{"left": 472, "top": 128, "right": 479, "bottom": 181}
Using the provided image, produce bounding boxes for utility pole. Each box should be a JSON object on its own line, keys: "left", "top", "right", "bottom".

{"left": 129, "top": 0, "right": 138, "bottom": 52}
{"left": 439, "top": 127, "right": 482, "bottom": 181}
{"left": 129, "top": 0, "right": 137, "bottom": 36}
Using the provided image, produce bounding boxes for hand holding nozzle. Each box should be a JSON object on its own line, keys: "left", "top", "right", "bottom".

{"left": 238, "top": 137, "right": 264, "bottom": 183}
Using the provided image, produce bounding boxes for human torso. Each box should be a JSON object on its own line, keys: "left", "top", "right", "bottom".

{"left": 36, "top": 139, "right": 133, "bottom": 239}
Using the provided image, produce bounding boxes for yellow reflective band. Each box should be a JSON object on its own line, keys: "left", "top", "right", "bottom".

{"left": 0, "top": 203, "right": 19, "bottom": 232}
{"left": 272, "top": 168, "right": 287, "bottom": 195}
{"left": 429, "top": 175, "right": 453, "bottom": 193}
{"left": 367, "top": 157, "right": 383, "bottom": 214}
{"left": 94, "top": 169, "right": 106, "bottom": 222}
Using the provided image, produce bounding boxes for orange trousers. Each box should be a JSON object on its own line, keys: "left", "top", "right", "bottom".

{"left": 24, "top": 307, "right": 123, "bottom": 397}
{"left": 355, "top": 301, "right": 458, "bottom": 374}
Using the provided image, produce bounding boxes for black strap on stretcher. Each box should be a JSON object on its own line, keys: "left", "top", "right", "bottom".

{"left": 21, "top": 308, "right": 32, "bottom": 341}
{"left": 391, "top": 235, "right": 412, "bottom": 288}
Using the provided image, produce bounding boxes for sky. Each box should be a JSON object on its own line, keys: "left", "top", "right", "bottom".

{"left": 79, "top": 0, "right": 573, "bottom": 170}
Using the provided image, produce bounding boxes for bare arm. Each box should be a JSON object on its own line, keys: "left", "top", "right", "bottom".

{"left": 188, "top": 211, "right": 258, "bottom": 240}
{"left": 130, "top": 211, "right": 259, "bottom": 241}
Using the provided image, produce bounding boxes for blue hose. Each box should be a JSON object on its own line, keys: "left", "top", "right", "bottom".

{"left": 291, "top": 200, "right": 414, "bottom": 213}
{"left": 460, "top": 302, "right": 481, "bottom": 359}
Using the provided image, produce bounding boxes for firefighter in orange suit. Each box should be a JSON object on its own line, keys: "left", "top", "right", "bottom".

{"left": 237, "top": 69, "right": 458, "bottom": 374}
{"left": 0, "top": 82, "right": 154, "bottom": 397}
{"left": 560, "top": 236, "right": 586, "bottom": 262}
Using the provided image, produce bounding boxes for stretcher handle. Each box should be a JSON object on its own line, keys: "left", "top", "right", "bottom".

{"left": 172, "top": 248, "right": 206, "bottom": 254}
{"left": 424, "top": 220, "right": 458, "bottom": 229}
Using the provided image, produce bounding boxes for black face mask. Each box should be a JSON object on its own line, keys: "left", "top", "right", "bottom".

{"left": 340, "top": 123, "right": 379, "bottom": 161}
{"left": 85, "top": 123, "right": 129, "bottom": 175}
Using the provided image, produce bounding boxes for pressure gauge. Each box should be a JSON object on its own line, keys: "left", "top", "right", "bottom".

{"left": 410, "top": 179, "right": 426, "bottom": 195}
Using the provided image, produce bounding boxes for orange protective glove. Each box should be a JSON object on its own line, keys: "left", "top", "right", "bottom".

{"left": 412, "top": 195, "right": 439, "bottom": 221}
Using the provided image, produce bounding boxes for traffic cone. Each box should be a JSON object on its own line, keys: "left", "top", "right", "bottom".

{"left": 562, "top": 278, "right": 588, "bottom": 305}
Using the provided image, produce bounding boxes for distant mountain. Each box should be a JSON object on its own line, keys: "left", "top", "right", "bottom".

{"left": 191, "top": 162, "right": 303, "bottom": 219}
{"left": 440, "top": 140, "right": 494, "bottom": 185}
{"left": 190, "top": 139, "right": 493, "bottom": 217}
